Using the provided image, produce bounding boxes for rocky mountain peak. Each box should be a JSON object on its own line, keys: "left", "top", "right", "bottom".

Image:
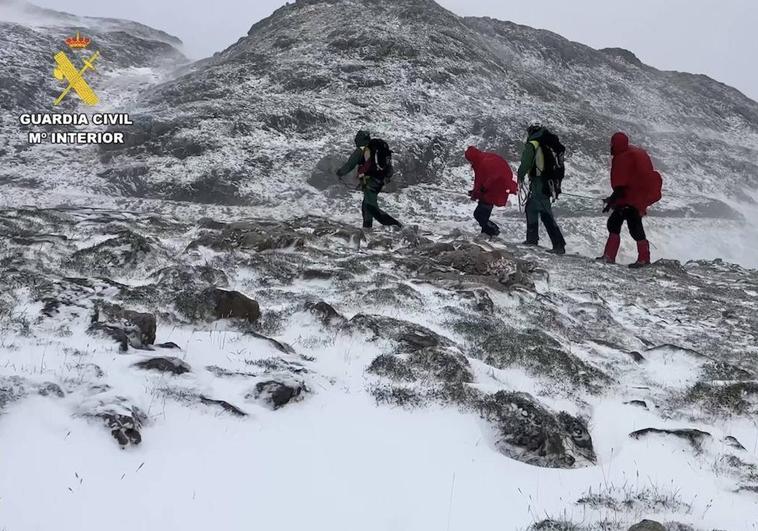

{"left": 238, "top": 0, "right": 471, "bottom": 66}
{"left": 0, "top": 0, "right": 183, "bottom": 46}
{"left": 599, "top": 46, "right": 643, "bottom": 66}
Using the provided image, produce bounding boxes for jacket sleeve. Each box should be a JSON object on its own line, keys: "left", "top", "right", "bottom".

{"left": 607, "top": 186, "right": 626, "bottom": 203}
{"left": 610, "top": 154, "right": 632, "bottom": 189}
{"left": 336, "top": 148, "right": 364, "bottom": 177}
{"left": 470, "top": 167, "right": 483, "bottom": 197}
{"left": 543, "top": 131, "right": 565, "bottom": 155}
{"left": 469, "top": 182, "right": 482, "bottom": 199}
{"left": 555, "top": 139, "right": 566, "bottom": 167}
{"left": 517, "top": 143, "right": 535, "bottom": 181}
{"left": 553, "top": 134, "right": 566, "bottom": 155}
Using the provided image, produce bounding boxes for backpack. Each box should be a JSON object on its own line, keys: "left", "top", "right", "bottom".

{"left": 368, "top": 138, "right": 394, "bottom": 180}
{"left": 646, "top": 170, "right": 663, "bottom": 207}
{"left": 532, "top": 130, "right": 566, "bottom": 198}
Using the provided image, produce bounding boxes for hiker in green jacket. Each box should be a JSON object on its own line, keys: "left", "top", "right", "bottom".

{"left": 517, "top": 120, "right": 567, "bottom": 254}
{"left": 336, "top": 130, "right": 402, "bottom": 230}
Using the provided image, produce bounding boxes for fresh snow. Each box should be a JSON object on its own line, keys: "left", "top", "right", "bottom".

{"left": 2, "top": 1, "right": 758, "bottom": 530}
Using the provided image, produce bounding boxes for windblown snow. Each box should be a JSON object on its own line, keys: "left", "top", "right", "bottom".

{"left": 1, "top": 1, "right": 758, "bottom": 530}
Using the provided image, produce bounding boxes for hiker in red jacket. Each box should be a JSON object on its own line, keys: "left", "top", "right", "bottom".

{"left": 465, "top": 146, "right": 518, "bottom": 237}
{"left": 598, "top": 132, "right": 663, "bottom": 268}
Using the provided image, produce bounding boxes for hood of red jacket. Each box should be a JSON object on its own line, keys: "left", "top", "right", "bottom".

{"left": 611, "top": 132, "right": 629, "bottom": 156}
{"left": 465, "top": 146, "right": 482, "bottom": 164}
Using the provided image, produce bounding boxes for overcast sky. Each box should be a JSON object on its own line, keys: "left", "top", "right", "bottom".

{"left": 33, "top": 0, "right": 758, "bottom": 100}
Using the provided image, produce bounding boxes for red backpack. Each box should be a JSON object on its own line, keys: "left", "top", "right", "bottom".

{"left": 646, "top": 170, "right": 663, "bottom": 207}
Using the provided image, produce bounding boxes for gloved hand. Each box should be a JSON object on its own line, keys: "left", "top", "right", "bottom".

{"left": 602, "top": 197, "right": 612, "bottom": 213}
{"left": 468, "top": 190, "right": 477, "bottom": 201}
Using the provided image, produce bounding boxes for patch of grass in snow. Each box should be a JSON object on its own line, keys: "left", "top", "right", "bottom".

{"left": 529, "top": 519, "right": 586, "bottom": 531}
{"left": 577, "top": 480, "right": 692, "bottom": 518}
{"left": 370, "top": 384, "right": 425, "bottom": 409}
{"left": 518, "top": 487, "right": 616, "bottom": 530}
{"left": 686, "top": 380, "right": 758, "bottom": 416}
{"left": 526, "top": 514, "right": 614, "bottom": 531}
{"left": 0, "top": 305, "right": 32, "bottom": 338}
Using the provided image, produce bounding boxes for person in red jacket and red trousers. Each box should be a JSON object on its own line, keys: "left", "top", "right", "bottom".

{"left": 598, "top": 132, "right": 663, "bottom": 268}
{"left": 465, "top": 146, "right": 518, "bottom": 238}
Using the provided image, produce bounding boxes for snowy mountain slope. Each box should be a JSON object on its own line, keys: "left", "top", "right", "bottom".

{"left": 1, "top": 3, "right": 758, "bottom": 527}
{"left": 0, "top": 204, "right": 757, "bottom": 530}
{"left": 94, "top": 0, "right": 758, "bottom": 207}
{"left": 3, "top": 0, "right": 757, "bottom": 266}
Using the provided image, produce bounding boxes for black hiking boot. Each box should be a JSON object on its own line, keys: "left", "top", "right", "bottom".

{"left": 548, "top": 247, "right": 566, "bottom": 255}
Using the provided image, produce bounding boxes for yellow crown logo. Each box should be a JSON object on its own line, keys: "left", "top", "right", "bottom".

{"left": 65, "top": 32, "right": 92, "bottom": 49}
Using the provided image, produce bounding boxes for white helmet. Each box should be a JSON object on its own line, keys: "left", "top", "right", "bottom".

{"left": 527, "top": 119, "right": 542, "bottom": 133}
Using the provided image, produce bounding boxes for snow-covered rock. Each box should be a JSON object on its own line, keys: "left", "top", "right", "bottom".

{"left": 0, "top": 205, "right": 755, "bottom": 528}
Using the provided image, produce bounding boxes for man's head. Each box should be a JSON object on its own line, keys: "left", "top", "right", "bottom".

{"left": 465, "top": 146, "right": 482, "bottom": 165}
{"left": 611, "top": 132, "right": 630, "bottom": 156}
{"left": 355, "top": 130, "right": 371, "bottom": 148}
{"left": 527, "top": 119, "right": 543, "bottom": 136}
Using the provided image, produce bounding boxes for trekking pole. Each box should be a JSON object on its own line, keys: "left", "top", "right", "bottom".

{"left": 409, "top": 184, "right": 470, "bottom": 197}
{"left": 560, "top": 192, "right": 601, "bottom": 200}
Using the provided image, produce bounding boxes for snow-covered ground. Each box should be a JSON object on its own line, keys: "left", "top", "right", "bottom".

{"left": 2, "top": 1, "right": 758, "bottom": 529}
{"left": 3, "top": 390, "right": 757, "bottom": 530}
{"left": 0, "top": 205, "right": 756, "bottom": 531}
